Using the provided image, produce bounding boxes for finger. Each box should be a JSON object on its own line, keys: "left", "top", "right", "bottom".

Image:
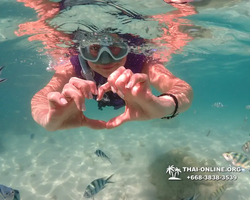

{"left": 115, "top": 69, "right": 133, "bottom": 97}
{"left": 106, "top": 112, "right": 130, "bottom": 129}
{"left": 47, "top": 92, "right": 68, "bottom": 109}
{"left": 97, "top": 82, "right": 111, "bottom": 101}
{"left": 125, "top": 73, "right": 148, "bottom": 89}
{"left": 69, "top": 77, "right": 97, "bottom": 98}
{"left": 84, "top": 116, "right": 107, "bottom": 129}
{"left": 107, "top": 66, "right": 126, "bottom": 92}
{"left": 62, "top": 83, "right": 85, "bottom": 111}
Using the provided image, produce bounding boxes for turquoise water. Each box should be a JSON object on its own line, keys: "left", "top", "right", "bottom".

{"left": 0, "top": 0, "right": 250, "bottom": 200}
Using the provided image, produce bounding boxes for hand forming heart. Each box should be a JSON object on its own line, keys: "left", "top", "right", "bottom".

{"left": 43, "top": 66, "right": 164, "bottom": 131}
{"left": 97, "top": 66, "right": 157, "bottom": 129}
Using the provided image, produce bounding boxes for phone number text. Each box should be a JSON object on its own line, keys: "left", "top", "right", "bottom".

{"left": 186, "top": 174, "right": 238, "bottom": 181}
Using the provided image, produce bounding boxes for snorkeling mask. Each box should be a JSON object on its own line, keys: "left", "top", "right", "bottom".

{"left": 79, "top": 34, "right": 129, "bottom": 64}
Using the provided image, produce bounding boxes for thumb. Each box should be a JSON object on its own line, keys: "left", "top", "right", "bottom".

{"left": 47, "top": 92, "right": 68, "bottom": 109}
{"left": 106, "top": 112, "right": 130, "bottom": 129}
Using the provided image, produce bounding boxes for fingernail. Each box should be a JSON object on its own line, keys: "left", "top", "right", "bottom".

{"left": 82, "top": 103, "right": 86, "bottom": 111}
{"left": 88, "top": 92, "right": 93, "bottom": 99}
{"left": 96, "top": 90, "right": 100, "bottom": 101}
{"left": 125, "top": 82, "right": 132, "bottom": 89}
{"left": 60, "top": 98, "right": 68, "bottom": 105}
{"left": 95, "top": 88, "right": 98, "bottom": 95}
{"left": 117, "top": 90, "right": 124, "bottom": 98}
{"left": 111, "top": 86, "right": 116, "bottom": 93}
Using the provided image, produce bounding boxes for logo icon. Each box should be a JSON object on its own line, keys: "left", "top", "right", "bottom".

{"left": 166, "top": 165, "right": 182, "bottom": 180}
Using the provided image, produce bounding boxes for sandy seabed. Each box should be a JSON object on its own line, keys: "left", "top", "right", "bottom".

{"left": 1, "top": 117, "right": 250, "bottom": 200}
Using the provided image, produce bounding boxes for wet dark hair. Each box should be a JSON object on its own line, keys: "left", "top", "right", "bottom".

{"left": 118, "top": 33, "right": 146, "bottom": 46}
{"left": 71, "top": 28, "right": 146, "bottom": 48}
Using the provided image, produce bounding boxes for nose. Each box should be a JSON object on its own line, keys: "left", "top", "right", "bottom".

{"left": 98, "top": 52, "right": 114, "bottom": 64}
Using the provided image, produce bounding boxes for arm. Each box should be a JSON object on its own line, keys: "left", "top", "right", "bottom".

{"left": 142, "top": 61, "right": 194, "bottom": 117}
{"left": 146, "top": 3, "right": 195, "bottom": 116}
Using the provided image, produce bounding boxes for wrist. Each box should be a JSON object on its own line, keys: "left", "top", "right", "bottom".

{"left": 157, "top": 93, "right": 179, "bottom": 119}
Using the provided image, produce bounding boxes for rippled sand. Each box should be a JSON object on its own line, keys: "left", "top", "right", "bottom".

{"left": 1, "top": 114, "right": 250, "bottom": 200}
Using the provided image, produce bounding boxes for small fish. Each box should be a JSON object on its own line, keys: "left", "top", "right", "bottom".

{"left": 0, "top": 184, "right": 20, "bottom": 200}
{"left": 0, "top": 66, "right": 7, "bottom": 83}
{"left": 242, "top": 141, "right": 250, "bottom": 153}
{"left": 209, "top": 182, "right": 233, "bottom": 200}
{"left": 94, "top": 149, "right": 112, "bottom": 163}
{"left": 84, "top": 174, "right": 114, "bottom": 199}
{"left": 212, "top": 102, "right": 224, "bottom": 108}
{"left": 222, "top": 152, "right": 250, "bottom": 170}
{"left": 206, "top": 128, "right": 212, "bottom": 137}
{"left": 181, "top": 192, "right": 200, "bottom": 200}
{"left": 30, "top": 134, "right": 35, "bottom": 139}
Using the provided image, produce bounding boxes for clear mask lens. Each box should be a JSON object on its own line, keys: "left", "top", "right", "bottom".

{"left": 79, "top": 42, "right": 129, "bottom": 63}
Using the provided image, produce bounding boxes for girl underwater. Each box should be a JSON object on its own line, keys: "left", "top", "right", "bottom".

{"left": 15, "top": 0, "right": 201, "bottom": 131}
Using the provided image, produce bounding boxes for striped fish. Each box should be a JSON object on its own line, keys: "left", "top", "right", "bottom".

{"left": 94, "top": 149, "right": 112, "bottom": 163}
{"left": 222, "top": 152, "right": 250, "bottom": 170}
{"left": 84, "top": 174, "right": 114, "bottom": 199}
{"left": 0, "top": 184, "right": 20, "bottom": 200}
{"left": 0, "top": 66, "right": 7, "bottom": 83}
{"left": 242, "top": 141, "right": 250, "bottom": 153}
{"left": 209, "top": 182, "right": 233, "bottom": 200}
